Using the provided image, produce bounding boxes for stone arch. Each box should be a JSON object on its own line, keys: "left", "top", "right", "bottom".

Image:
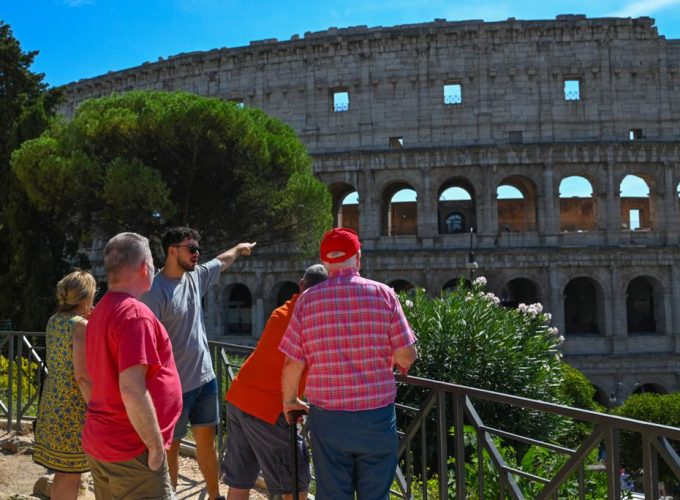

{"left": 329, "top": 182, "right": 360, "bottom": 233}
{"left": 381, "top": 182, "right": 418, "bottom": 236}
{"left": 496, "top": 175, "right": 538, "bottom": 232}
{"left": 387, "top": 279, "right": 415, "bottom": 293}
{"left": 222, "top": 283, "right": 253, "bottom": 336}
{"left": 441, "top": 277, "right": 471, "bottom": 293}
{"left": 559, "top": 175, "right": 597, "bottom": 232}
{"left": 619, "top": 173, "right": 652, "bottom": 231}
{"left": 271, "top": 280, "right": 298, "bottom": 308}
{"left": 563, "top": 277, "right": 605, "bottom": 335}
{"left": 626, "top": 275, "right": 665, "bottom": 335}
{"left": 500, "top": 277, "right": 540, "bottom": 308}
{"left": 592, "top": 385, "right": 610, "bottom": 408}
{"left": 632, "top": 382, "right": 668, "bottom": 395}
{"left": 438, "top": 177, "right": 476, "bottom": 234}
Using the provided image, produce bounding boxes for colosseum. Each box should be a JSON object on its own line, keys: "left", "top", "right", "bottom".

{"left": 59, "top": 14, "right": 680, "bottom": 405}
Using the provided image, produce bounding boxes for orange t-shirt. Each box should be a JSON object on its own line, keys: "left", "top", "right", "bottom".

{"left": 226, "top": 294, "right": 307, "bottom": 424}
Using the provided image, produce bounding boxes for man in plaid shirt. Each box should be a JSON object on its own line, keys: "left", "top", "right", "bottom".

{"left": 280, "top": 228, "right": 418, "bottom": 499}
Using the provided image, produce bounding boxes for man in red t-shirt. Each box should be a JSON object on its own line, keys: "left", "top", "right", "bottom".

{"left": 83, "top": 232, "right": 182, "bottom": 499}
{"left": 221, "top": 264, "right": 327, "bottom": 499}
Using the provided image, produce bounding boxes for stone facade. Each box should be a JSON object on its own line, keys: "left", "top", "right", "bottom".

{"left": 59, "top": 15, "right": 680, "bottom": 404}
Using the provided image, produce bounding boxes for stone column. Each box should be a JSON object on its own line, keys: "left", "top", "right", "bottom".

{"left": 359, "top": 169, "right": 380, "bottom": 248}
{"left": 663, "top": 164, "right": 678, "bottom": 244}
{"left": 541, "top": 163, "right": 559, "bottom": 243}
{"left": 671, "top": 264, "right": 680, "bottom": 352}
{"left": 418, "top": 165, "right": 436, "bottom": 247}
{"left": 609, "top": 266, "right": 628, "bottom": 354}
{"left": 252, "top": 297, "right": 264, "bottom": 339}
{"left": 604, "top": 159, "right": 620, "bottom": 245}
{"left": 549, "top": 266, "right": 564, "bottom": 335}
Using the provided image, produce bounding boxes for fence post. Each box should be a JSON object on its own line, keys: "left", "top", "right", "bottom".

{"left": 7, "top": 334, "right": 14, "bottom": 430}
{"left": 454, "top": 394, "right": 466, "bottom": 499}
{"left": 437, "top": 390, "right": 447, "bottom": 500}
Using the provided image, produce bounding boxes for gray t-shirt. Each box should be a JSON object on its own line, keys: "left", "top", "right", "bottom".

{"left": 141, "top": 258, "right": 221, "bottom": 393}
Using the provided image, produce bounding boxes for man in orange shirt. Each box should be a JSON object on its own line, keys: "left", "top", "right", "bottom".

{"left": 221, "top": 264, "right": 327, "bottom": 499}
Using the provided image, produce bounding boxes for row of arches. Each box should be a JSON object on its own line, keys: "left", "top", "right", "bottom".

{"left": 332, "top": 173, "right": 663, "bottom": 235}
{"left": 219, "top": 274, "right": 665, "bottom": 337}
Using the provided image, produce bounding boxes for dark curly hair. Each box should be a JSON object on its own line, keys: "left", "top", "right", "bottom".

{"left": 161, "top": 227, "right": 201, "bottom": 255}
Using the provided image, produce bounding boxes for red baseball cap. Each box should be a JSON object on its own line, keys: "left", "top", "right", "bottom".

{"left": 320, "top": 228, "right": 361, "bottom": 263}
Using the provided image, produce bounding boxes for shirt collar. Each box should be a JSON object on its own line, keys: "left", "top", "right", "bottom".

{"left": 329, "top": 268, "right": 360, "bottom": 279}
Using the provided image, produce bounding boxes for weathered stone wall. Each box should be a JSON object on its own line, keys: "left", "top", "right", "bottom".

{"left": 59, "top": 15, "right": 680, "bottom": 402}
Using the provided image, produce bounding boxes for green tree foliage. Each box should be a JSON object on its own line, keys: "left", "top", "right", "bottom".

{"left": 12, "top": 91, "right": 331, "bottom": 260}
{"left": 399, "top": 279, "right": 571, "bottom": 443}
{"left": 0, "top": 22, "right": 63, "bottom": 329}
{"left": 614, "top": 393, "right": 680, "bottom": 486}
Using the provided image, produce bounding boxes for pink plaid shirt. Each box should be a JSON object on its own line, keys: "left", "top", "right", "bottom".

{"left": 279, "top": 268, "right": 416, "bottom": 411}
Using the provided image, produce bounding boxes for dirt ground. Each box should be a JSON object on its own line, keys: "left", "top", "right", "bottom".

{"left": 0, "top": 431, "right": 268, "bottom": 499}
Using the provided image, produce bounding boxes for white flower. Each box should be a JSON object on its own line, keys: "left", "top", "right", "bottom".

{"left": 485, "top": 292, "right": 500, "bottom": 305}
{"left": 543, "top": 312, "right": 552, "bottom": 321}
{"left": 518, "top": 303, "right": 528, "bottom": 313}
{"left": 473, "top": 276, "right": 487, "bottom": 287}
{"left": 548, "top": 327, "right": 559, "bottom": 336}
{"left": 405, "top": 299, "right": 414, "bottom": 309}
{"left": 531, "top": 302, "right": 543, "bottom": 314}
{"left": 558, "top": 335, "right": 565, "bottom": 344}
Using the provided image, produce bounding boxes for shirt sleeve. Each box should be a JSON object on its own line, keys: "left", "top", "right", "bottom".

{"left": 195, "top": 259, "right": 222, "bottom": 296}
{"left": 388, "top": 292, "right": 417, "bottom": 351}
{"left": 117, "top": 316, "right": 162, "bottom": 373}
{"left": 278, "top": 301, "right": 306, "bottom": 362}
{"left": 139, "top": 284, "right": 162, "bottom": 319}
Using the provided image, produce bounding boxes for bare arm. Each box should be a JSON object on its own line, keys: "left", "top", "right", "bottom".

{"left": 281, "top": 356, "right": 308, "bottom": 423}
{"left": 72, "top": 319, "right": 91, "bottom": 403}
{"left": 119, "top": 364, "right": 165, "bottom": 470}
{"left": 216, "top": 242, "right": 257, "bottom": 272}
{"left": 394, "top": 345, "right": 418, "bottom": 373}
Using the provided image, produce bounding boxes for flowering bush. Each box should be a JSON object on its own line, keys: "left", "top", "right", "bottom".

{"left": 399, "top": 278, "right": 571, "bottom": 443}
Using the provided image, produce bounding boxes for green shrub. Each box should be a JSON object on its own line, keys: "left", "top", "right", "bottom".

{"left": 613, "top": 392, "right": 680, "bottom": 486}
{"left": 399, "top": 280, "right": 569, "bottom": 443}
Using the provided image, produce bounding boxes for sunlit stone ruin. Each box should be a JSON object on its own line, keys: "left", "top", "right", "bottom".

{"left": 60, "top": 14, "right": 680, "bottom": 404}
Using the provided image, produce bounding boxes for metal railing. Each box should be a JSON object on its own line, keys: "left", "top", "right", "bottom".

{"left": 210, "top": 340, "right": 680, "bottom": 499}
{"left": 0, "top": 331, "right": 47, "bottom": 431}
{"left": 3, "top": 332, "right": 678, "bottom": 499}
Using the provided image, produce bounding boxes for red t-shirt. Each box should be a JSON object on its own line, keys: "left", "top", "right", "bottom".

{"left": 226, "top": 294, "right": 307, "bottom": 424}
{"left": 82, "top": 291, "right": 182, "bottom": 462}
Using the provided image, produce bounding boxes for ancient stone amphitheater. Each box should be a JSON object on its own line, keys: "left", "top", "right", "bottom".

{"left": 60, "top": 14, "right": 680, "bottom": 404}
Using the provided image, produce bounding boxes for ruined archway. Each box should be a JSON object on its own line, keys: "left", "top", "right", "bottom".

{"left": 388, "top": 279, "right": 415, "bottom": 293}
{"left": 382, "top": 183, "right": 417, "bottom": 236}
{"left": 272, "top": 281, "right": 298, "bottom": 308}
{"left": 329, "top": 182, "right": 360, "bottom": 233}
{"left": 626, "top": 276, "right": 664, "bottom": 335}
{"left": 222, "top": 283, "right": 252, "bottom": 336}
{"left": 438, "top": 179, "right": 476, "bottom": 234}
{"left": 559, "top": 176, "right": 597, "bottom": 232}
{"left": 497, "top": 176, "right": 538, "bottom": 232}
{"left": 563, "top": 277, "right": 603, "bottom": 335}
{"left": 632, "top": 383, "right": 668, "bottom": 395}
{"left": 620, "top": 174, "right": 652, "bottom": 231}
{"left": 500, "top": 278, "right": 539, "bottom": 308}
{"left": 441, "top": 277, "right": 471, "bottom": 293}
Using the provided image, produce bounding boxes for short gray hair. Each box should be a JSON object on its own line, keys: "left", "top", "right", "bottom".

{"left": 104, "top": 232, "right": 151, "bottom": 277}
{"left": 301, "top": 264, "right": 328, "bottom": 290}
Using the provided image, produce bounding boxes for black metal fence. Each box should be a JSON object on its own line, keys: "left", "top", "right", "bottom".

{"left": 3, "top": 331, "right": 679, "bottom": 499}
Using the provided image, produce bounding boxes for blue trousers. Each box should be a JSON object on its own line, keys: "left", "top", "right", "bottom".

{"left": 309, "top": 404, "right": 397, "bottom": 500}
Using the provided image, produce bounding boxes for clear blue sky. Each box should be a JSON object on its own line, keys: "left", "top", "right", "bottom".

{"left": 3, "top": 0, "right": 680, "bottom": 87}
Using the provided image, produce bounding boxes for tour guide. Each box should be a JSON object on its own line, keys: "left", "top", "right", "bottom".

{"left": 280, "top": 228, "right": 418, "bottom": 499}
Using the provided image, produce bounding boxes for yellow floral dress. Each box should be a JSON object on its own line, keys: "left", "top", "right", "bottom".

{"left": 33, "top": 313, "right": 89, "bottom": 472}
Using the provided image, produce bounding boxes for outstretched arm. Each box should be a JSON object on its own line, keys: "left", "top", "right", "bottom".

{"left": 216, "top": 242, "right": 257, "bottom": 272}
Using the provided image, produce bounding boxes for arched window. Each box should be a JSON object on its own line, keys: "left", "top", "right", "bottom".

{"left": 559, "top": 176, "right": 597, "bottom": 232}
{"left": 632, "top": 383, "right": 667, "bottom": 395}
{"left": 442, "top": 278, "right": 470, "bottom": 292}
{"left": 330, "top": 183, "right": 360, "bottom": 233}
{"left": 274, "top": 281, "right": 298, "bottom": 307}
{"left": 626, "top": 277, "right": 656, "bottom": 334}
{"left": 222, "top": 284, "right": 252, "bottom": 336}
{"left": 382, "top": 184, "right": 417, "bottom": 236}
{"left": 387, "top": 280, "right": 415, "bottom": 293}
{"left": 445, "top": 212, "right": 465, "bottom": 233}
{"left": 497, "top": 176, "right": 538, "bottom": 232}
{"left": 620, "top": 174, "right": 651, "bottom": 231}
{"left": 501, "top": 278, "right": 539, "bottom": 308}
{"left": 438, "top": 180, "right": 475, "bottom": 234}
{"left": 564, "top": 277, "right": 602, "bottom": 334}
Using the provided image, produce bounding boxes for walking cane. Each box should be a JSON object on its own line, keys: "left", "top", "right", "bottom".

{"left": 290, "top": 410, "right": 306, "bottom": 499}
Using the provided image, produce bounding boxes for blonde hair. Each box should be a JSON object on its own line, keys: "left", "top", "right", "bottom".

{"left": 56, "top": 270, "right": 97, "bottom": 313}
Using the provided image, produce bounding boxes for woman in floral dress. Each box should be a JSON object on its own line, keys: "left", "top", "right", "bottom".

{"left": 33, "top": 270, "right": 96, "bottom": 499}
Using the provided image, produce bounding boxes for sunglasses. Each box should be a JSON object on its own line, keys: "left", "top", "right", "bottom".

{"left": 172, "top": 244, "right": 200, "bottom": 254}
